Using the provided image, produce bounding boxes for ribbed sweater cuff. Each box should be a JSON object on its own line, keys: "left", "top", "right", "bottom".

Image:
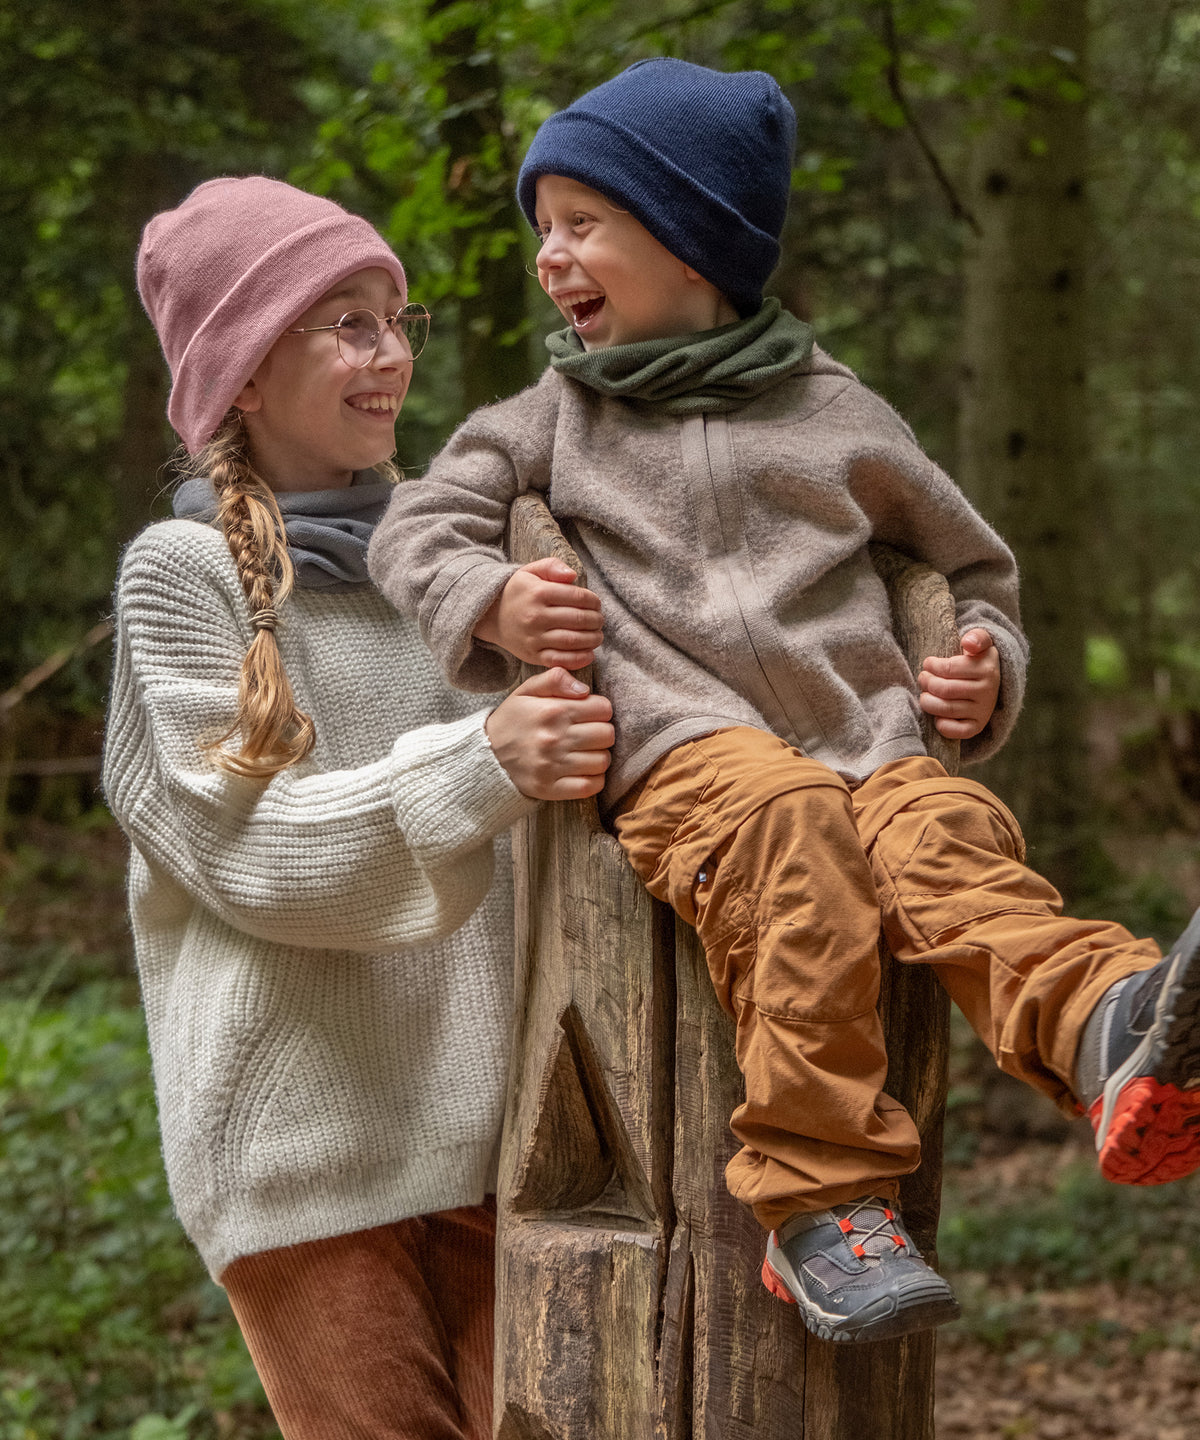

{"left": 388, "top": 710, "right": 535, "bottom": 860}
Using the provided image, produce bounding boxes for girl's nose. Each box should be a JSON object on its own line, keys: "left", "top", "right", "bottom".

{"left": 374, "top": 321, "right": 414, "bottom": 367}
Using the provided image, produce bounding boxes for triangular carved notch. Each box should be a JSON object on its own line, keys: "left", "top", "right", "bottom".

{"left": 511, "top": 1003, "right": 655, "bottom": 1221}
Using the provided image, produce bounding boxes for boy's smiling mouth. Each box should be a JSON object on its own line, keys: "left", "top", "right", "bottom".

{"left": 554, "top": 289, "right": 605, "bottom": 331}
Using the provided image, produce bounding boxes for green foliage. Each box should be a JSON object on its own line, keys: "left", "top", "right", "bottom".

{"left": 941, "top": 1160, "right": 1200, "bottom": 1292}
{"left": 1086, "top": 634, "right": 1129, "bottom": 692}
{"left": 0, "top": 978, "right": 272, "bottom": 1439}
{"left": 0, "top": 0, "right": 397, "bottom": 703}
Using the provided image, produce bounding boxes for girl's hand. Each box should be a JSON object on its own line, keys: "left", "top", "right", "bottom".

{"left": 917, "top": 628, "right": 1001, "bottom": 741}
{"left": 475, "top": 558, "right": 604, "bottom": 670}
{"left": 486, "top": 667, "right": 614, "bottom": 800}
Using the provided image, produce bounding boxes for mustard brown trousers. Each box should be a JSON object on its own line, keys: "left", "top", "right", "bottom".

{"left": 613, "top": 727, "right": 1160, "bottom": 1229}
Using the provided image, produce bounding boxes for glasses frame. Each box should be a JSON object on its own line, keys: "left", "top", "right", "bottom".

{"left": 284, "top": 303, "right": 431, "bottom": 367}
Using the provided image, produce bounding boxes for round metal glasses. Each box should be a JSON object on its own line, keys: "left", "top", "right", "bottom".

{"left": 285, "top": 303, "right": 431, "bottom": 367}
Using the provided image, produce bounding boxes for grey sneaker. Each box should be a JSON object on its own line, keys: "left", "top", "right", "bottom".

{"left": 1075, "top": 906, "right": 1200, "bottom": 1184}
{"left": 761, "top": 1198, "right": 960, "bottom": 1344}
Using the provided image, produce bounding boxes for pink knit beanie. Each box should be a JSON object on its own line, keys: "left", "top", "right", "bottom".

{"left": 137, "top": 176, "right": 407, "bottom": 454}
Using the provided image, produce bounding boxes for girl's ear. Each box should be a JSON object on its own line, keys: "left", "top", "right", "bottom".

{"left": 233, "top": 376, "right": 262, "bottom": 413}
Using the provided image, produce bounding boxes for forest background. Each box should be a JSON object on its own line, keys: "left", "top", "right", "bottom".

{"left": 3, "top": 0, "right": 1200, "bottom": 1436}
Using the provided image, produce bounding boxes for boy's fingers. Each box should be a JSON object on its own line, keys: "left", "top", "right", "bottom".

{"left": 933, "top": 714, "right": 984, "bottom": 739}
{"left": 919, "top": 692, "right": 982, "bottom": 719}
{"left": 535, "top": 648, "right": 599, "bottom": 670}
{"left": 521, "top": 556, "right": 581, "bottom": 584}
{"left": 542, "top": 584, "right": 602, "bottom": 613}
{"left": 959, "top": 628, "right": 994, "bottom": 655}
{"left": 545, "top": 611, "right": 604, "bottom": 636}
{"left": 922, "top": 653, "right": 984, "bottom": 679}
{"left": 539, "top": 622, "right": 604, "bottom": 647}
{"left": 919, "top": 672, "right": 987, "bottom": 701}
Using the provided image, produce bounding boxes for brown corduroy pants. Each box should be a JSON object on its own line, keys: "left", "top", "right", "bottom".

{"left": 613, "top": 728, "right": 1161, "bottom": 1229}
{"left": 221, "top": 1200, "right": 495, "bottom": 1440}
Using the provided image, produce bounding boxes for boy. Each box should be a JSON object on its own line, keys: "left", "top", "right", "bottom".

{"left": 369, "top": 58, "right": 1200, "bottom": 1344}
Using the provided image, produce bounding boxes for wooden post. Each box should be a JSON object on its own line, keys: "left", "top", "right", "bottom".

{"left": 496, "top": 495, "right": 960, "bottom": 1439}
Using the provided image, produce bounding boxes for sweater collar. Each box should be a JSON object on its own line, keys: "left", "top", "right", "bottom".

{"left": 544, "top": 298, "right": 815, "bottom": 415}
{"left": 172, "top": 472, "right": 393, "bottom": 591}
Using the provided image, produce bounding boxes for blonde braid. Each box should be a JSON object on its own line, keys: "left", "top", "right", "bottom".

{"left": 185, "top": 411, "right": 316, "bottom": 780}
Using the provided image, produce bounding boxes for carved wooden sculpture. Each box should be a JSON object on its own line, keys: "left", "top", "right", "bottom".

{"left": 496, "top": 493, "right": 960, "bottom": 1440}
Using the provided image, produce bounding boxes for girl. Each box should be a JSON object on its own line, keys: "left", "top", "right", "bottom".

{"left": 103, "top": 176, "right": 613, "bottom": 1440}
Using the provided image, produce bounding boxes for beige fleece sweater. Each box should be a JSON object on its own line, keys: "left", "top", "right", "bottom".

{"left": 369, "top": 348, "right": 1028, "bottom": 808}
{"left": 103, "top": 519, "right": 534, "bottom": 1280}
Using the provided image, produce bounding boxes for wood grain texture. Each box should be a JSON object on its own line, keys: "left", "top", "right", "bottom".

{"left": 496, "top": 494, "right": 956, "bottom": 1438}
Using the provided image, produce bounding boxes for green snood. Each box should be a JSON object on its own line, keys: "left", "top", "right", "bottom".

{"left": 545, "top": 298, "right": 815, "bottom": 415}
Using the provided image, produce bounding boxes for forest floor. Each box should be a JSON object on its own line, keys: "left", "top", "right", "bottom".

{"left": 5, "top": 781, "right": 1200, "bottom": 1437}
{"left": 936, "top": 1135, "right": 1200, "bottom": 1439}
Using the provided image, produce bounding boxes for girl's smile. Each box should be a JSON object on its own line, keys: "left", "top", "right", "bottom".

{"left": 345, "top": 390, "right": 403, "bottom": 417}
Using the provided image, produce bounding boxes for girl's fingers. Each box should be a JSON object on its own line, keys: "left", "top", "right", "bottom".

{"left": 545, "top": 773, "right": 606, "bottom": 800}
{"left": 568, "top": 721, "right": 615, "bottom": 751}
{"left": 559, "top": 749, "right": 611, "bottom": 775}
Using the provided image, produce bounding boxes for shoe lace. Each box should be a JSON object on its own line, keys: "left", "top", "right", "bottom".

{"left": 836, "top": 1199, "right": 909, "bottom": 1261}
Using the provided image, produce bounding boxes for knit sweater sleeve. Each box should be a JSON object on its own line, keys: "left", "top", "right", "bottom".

{"left": 368, "top": 376, "right": 559, "bottom": 693}
{"left": 838, "top": 386, "right": 1030, "bottom": 765}
{"left": 103, "top": 522, "right": 533, "bottom": 954}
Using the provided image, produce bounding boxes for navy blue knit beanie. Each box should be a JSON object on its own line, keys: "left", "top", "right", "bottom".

{"left": 517, "top": 59, "right": 795, "bottom": 318}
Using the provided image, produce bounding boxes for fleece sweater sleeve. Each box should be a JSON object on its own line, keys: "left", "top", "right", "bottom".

{"left": 103, "top": 524, "right": 533, "bottom": 954}
{"left": 840, "top": 388, "right": 1030, "bottom": 765}
{"left": 368, "top": 377, "right": 559, "bottom": 693}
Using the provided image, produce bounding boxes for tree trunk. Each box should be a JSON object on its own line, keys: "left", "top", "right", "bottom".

{"left": 428, "top": 0, "right": 535, "bottom": 412}
{"left": 495, "top": 495, "right": 959, "bottom": 1439}
{"left": 958, "top": 0, "right": 1091, "bottom": 892}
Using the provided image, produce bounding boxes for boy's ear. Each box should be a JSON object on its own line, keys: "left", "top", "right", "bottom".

{"left": 232, "top": 377, "right": 262, "bottom": 413}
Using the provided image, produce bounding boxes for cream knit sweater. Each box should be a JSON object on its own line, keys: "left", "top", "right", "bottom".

{"left": 103, "top": 519, "right": 534, "bottom": 1280}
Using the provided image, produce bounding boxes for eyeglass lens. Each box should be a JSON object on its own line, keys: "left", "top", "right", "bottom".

{"left": 336, "top": 306, "right": 430, "bottom": 366}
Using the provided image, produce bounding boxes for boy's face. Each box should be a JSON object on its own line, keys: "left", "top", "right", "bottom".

{"left": 534, "top": 175, "right": 736, "bottom": 349}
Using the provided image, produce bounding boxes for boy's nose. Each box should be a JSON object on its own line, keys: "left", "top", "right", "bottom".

{"left": 536, "top": 230, "right": 568, "bottom": 274}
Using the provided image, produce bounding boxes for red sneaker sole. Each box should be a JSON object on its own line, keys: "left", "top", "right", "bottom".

{"left": 761, "top": 1256, "right": 797, "bottom": 1304}
{"left": 1093, "top": 1078, "right": 1200, "bottom": 1184}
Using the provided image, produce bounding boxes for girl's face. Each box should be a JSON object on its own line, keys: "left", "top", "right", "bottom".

{"left": 234, "top": 267, "right": 410, "bottom": 492}
{"left": 533, "top": 175, "right": 737, "bottom": 349}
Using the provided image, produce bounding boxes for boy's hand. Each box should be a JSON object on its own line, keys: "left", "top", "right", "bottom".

{"left": 485, "top": 666, "right": 614, "bottom": 800}
{"left": 475, "top": 558, "right": 604, "bottom": 670}
{"left": 918, "top": 628, "right": 1000, "bottom": 741}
